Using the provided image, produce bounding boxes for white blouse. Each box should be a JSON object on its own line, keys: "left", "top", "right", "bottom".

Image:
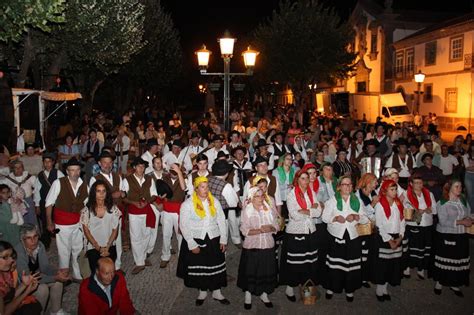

{"left": 285, "top": 188, "right": 321, "bottom": 234}
{"left": 323, "top": 195, "right": 368, "bottom": 240}
{"left": 375, "top": 202, "right": 406, "bottom": 242}
{"left": 80, "top": 206, "right": 121, "bottom": 250}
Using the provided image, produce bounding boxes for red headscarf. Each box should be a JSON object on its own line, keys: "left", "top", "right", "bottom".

{"left": 293, "top": 169, "right": 314, "bottom": 209}
{"left": 301, "top": 163, "right": 319, "bottom": 193}
{"left": 407, "top": 184, "right": 432, "bottom": 210}
{"left": 379, "top": 180, "right": 404, "bottom": 219}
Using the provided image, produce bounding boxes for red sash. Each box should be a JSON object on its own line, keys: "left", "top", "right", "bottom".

{"left": 128, "top": 203, "right": 156, "bottom": 228}
{"left": 54, "top": 208, "right": 80, "bottom": 225}
{"left": 162, "top": 200, "right": 181, "bottom": 214}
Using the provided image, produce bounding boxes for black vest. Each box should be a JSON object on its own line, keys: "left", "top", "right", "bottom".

{"left": 38, "top": 169, "right": 59, "bottom": 208}
{"left": 272, "top": 143, "right": 289, "bottom": 159}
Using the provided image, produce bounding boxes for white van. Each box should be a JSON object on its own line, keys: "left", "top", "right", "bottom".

{"left": 379, "top": 93, "right": 414, "bottom": 125}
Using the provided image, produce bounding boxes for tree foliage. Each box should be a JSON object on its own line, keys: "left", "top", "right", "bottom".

{"left": 0, "top": 0, "right": 66, "bottom": 42}
{"left": 253, "top": 0, "right": 356, "bottom": 95}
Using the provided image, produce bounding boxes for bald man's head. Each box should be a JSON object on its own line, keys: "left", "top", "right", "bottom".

{"left": 96, "top": 257, "right": 115, "bottom": 286}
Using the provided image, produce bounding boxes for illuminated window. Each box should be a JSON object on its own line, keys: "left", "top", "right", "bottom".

{"left": 445, "top": 88, "right": 457, "bottom": 113}
{"left": 450, "top": 36, "right": 463, "bottom": 62}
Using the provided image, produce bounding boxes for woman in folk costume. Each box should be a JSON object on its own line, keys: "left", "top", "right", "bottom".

{"left": 177, "top": 176, "right": 229, "bottom": 306}
{"left": 433, "top": 179, "right": 472, "bottom": 297}
{"left": 322, "top": 175, "right": 368, "bottom": 302}
{"left": 373, "top": 179, "right": 406, "bottom": 302}
{"left": 355, "top": 173, "right": 379, "bottom": 288}
{"left": 237, "top": 186, "right": 280, "bottom": 310}
{"left": 402, "top": 175, "right": 437, "bottom": 280}
{"left": 279, "top": 169, "right": 322, "bottom": 302}
{"left": 271, "top": 153, "right": 297, "bottom": 219}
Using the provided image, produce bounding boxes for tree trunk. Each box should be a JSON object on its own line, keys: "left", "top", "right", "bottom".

{"left": 16, "top": 31, "right": 33, "bottom": 88}
{"left": 45, "top": 49, "right": 66, "bottom": 91}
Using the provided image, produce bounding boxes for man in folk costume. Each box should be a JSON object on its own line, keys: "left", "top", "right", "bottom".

{"left": 373, "top": 180, "right": 406, "bottom": 301}
{"left": 205, "top": 134, "right": 229, "bottom": 172}
{"left": 148, "top": 156, "right": 166, "bottom": 257}
{"left": 162, "top": 139, "right": 186, "bottom": 172}
{"left": 402, "top": 175, "right": 437, "bottom": 280}
{"left": 113, "top": 125, "right": 131, "bottom": 175}
{"left": 141, "top": 138, "right": 160, "bottom": 175}
{"left": 33, "top": 153, "right": 64, "bottom": 249}
{"left": 157, "top": 163, "right": 186, "bottom": 268}
{"left": 81, "top": 129, "right": 104, "bottom": 182}
{"left": 373, "top": 124, "right": 392, "bottom": 159}
{"left": 209, "top": 160, "right": 241, "bottom": 247}
{"left": 186, "top": 153, "right": 211, "bottom": 196}
{"left": 225, "top": 130, "right": 245, "bottom": 152}
{"left": 252, "top": 139, "right": 275, "bottom": 171}
{"left": 268, "top": 132, "right": 291, "bottom": 166}
{"left": 89, "top": 151, "right": 126, "bottom": 271}
{"left": 0, "top": 160, "right": 37, "bottom": 226}
{"left": 182, "top": 131, "right": 205, "bottom": 173}
{"left": 322, "top": 175, "right": 368, "bottom": 302}
{"left": 177, "top": 176, "right": 229, "bottom": 306}
{"left": 243, "top": 156, "right": 283, "bottom": 214}
{"left": 359, "top": 139, "right": 384, "bottom": 179}
{"left": 231, "top": 146, "right": 253, "bottom": 203}
{"left": 384, "top": 139, "right": 415, "bottom": 189}
{"left": 122, "top": 157, "right": 159, "bottom": 275}
{"left": 45, "top": 157, "right": 88, "bottom": 281}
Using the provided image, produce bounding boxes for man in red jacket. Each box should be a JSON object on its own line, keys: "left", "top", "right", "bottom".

{"left": 78, "top": 257, "right": 135, "bottom": 315}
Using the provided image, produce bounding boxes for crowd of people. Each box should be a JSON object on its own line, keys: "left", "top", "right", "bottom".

{"left": 0, "top": 103, "right": 473, "bottom": 313}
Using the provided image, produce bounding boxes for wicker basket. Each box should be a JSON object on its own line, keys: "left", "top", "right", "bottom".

{"left": 466, "top": 224, "right": 474, "bottom": 235}
{"left": 404, "top": 208, "right": 414, "bottom": 221}
{"left": 300, "top": 279, "right": 318, "bottom": 305}
{"left": 356, "top": 222, "right": 373, "bottom": 236}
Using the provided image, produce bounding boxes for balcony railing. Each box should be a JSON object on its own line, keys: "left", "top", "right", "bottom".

{"left": 393, "top": 65, "right": 415, "bottom": 80}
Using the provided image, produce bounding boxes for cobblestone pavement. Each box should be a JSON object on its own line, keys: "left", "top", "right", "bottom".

{"left": 50, "top": 233, "right": 474, "bottom": 315}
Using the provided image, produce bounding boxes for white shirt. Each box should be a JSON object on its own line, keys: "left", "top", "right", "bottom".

{"left": 80, "top": 205, "right": 121, "bottom": 250}
{"left": 439, "top": 154, "right": 459, "bottom": 175}
{"left": 162, "top": 151, "right": 181, "bottom": 171}
{"left": 141, "top": 151, "right": 155, "bottom": 175}
{"left": 45, "top": 177, "right": 85, "bottom": 208}
{"left": 89, "top": 172, "right": 123, "bottom": 192}
{"left": 384, "top": 154, "right": 415, "bottom": 178}
{"left": 285, "top": 188, "right": 321, "bottom": 234}
{"left": 375, "top": 202, "right": 406, "bottom": 242}
{"left": 33, "top": 169, "right": 65, "bottom": 206}
{"left": 0, "top": 172, "right": 36, "bottom": 198}
{"left": 179, "top": 196, "right": 227, "bottom": 250}
{"left": 114, "top": 135, "right": 130, "bottom": 152}
{"left": 205, "top": 148, "right": 229, "bottom": 171}
{"left": 121, "top": 174, "right": 158, "bottom": 197}
{"left": 222, "top": 182, "right": 239, "bottom": 207}
{"left": 181, "top": 145, "right": 204, "bottom": 172}
{"left": 403, "top": 191, "right": 437, "bottom": 227}
{"left": 323, "top": 195, "right": 368, "bottom": 240}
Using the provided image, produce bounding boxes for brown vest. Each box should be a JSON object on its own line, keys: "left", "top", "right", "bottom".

{"left": 55, "top": 177, "right": 88, "bottom": 213}
{"left": 163, "top": 174, "right": 186, "bottom": 202}
{"left": 95, "top": 172, "right": 121, "bottom": 192}
{"left": 126, "top": 174, "right": 154, "bottom": 203}
{"left": 391, "top": 153, "right": 414, "bottom": 173}
{"left": 248, "top": 174, "right": 277, "bottom": 198}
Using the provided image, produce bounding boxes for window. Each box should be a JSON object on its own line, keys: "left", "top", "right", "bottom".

{"left": 450, "top": 36, "right": 463, "bottom": 62}
{"left": 395, "top": 51, "right": 404, "bottom": 78}
{"left": 382, "top": 107, "right": 390, "bottom": 117}
{"left": 423, "top": 83, "right": 433, "bottom": 103}
{"left": 425, "top": 41, "right": 437, "bottom": 66}
{"left": 357, "top": 82, "right": 367, "bottom": 92}
{"left": 389, "top": 106, "right": 410, "bottom": 115}
{"left": 371, "top": 33, "right": 377, "bottom": 53}
{"left": 445, "top": 88, "right": 457, "bottom": 113}
{"left": 406, "top": 48, "right": 415, "bottom": 75}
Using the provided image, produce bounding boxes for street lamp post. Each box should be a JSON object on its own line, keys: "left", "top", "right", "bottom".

{"left": 414, "top": 70, "right": 425, "bottom": 113}
{"left": 195, "top": 31, "right": 259, "bottom": 132}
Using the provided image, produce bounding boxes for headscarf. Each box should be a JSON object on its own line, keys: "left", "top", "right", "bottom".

{"left": 251, "top": 176, "right": 272, "bottom": 207}
{"left": 379, "top": 179, "right": 404, "bottom": 219}
{"left": 407, "top": 184, "right": 432, "bottom": 210}
{"left": 192, "top": 176, "right": 216, "bottom": 219}
{"left": 302, "top": 163, "right": 319, "bottom": 194}
{"left": 293, "top": 170, "right": 314, "bottom": 209}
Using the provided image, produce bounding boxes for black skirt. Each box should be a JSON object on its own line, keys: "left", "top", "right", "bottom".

{"left": 433, "top": 232, "right": 470, "bottom": 287}
{"left": 177, "top": 235, "right": 227, "bottom": 290}
{"left": 372, "top": 234, "right": 403, "bottom": 286}
{"left": 360, "top": 234, "right": 374, "bottom": 282}
{"left": 315, "top": 222, "right": 329, "bottom": 277}
{"left": 405, "top": 225, "right": 433, "bottom": 271}
{"left": 324, "top": 232, "right": 362, "bottom": 293}
{"left": 279, "top": 231, "right": 319, "bottom": 286}
{"left": 237, "top": 248, "right": 278, "bottom": 295}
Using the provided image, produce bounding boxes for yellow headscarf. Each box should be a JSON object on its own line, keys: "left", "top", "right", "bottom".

{"left": 251, "top": 176, "right": 272, "bottom": 207}
{"left": 192, "top": 176, "right": 216, "bottom": 219}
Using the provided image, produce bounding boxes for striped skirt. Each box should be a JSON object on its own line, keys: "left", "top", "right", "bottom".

{"left": 177, "top": 235, "right": 227, "bottom": 290}
{"left": 372, "top": 234, "right": 403, "bottom": 286}
{"left": 237, "top": 248, "right": 278, "bottom": 295}
{"left": 405, "top": 225, "right": 433, "bottom": 271}
{"left": 324, "top": 233, "right": 362, "bottom": 293}
{"left": 279, "top": 232, "right": 319, "bottom": 286}
{"left": 433, "top": 232, "right": 470, "bottom": 287}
